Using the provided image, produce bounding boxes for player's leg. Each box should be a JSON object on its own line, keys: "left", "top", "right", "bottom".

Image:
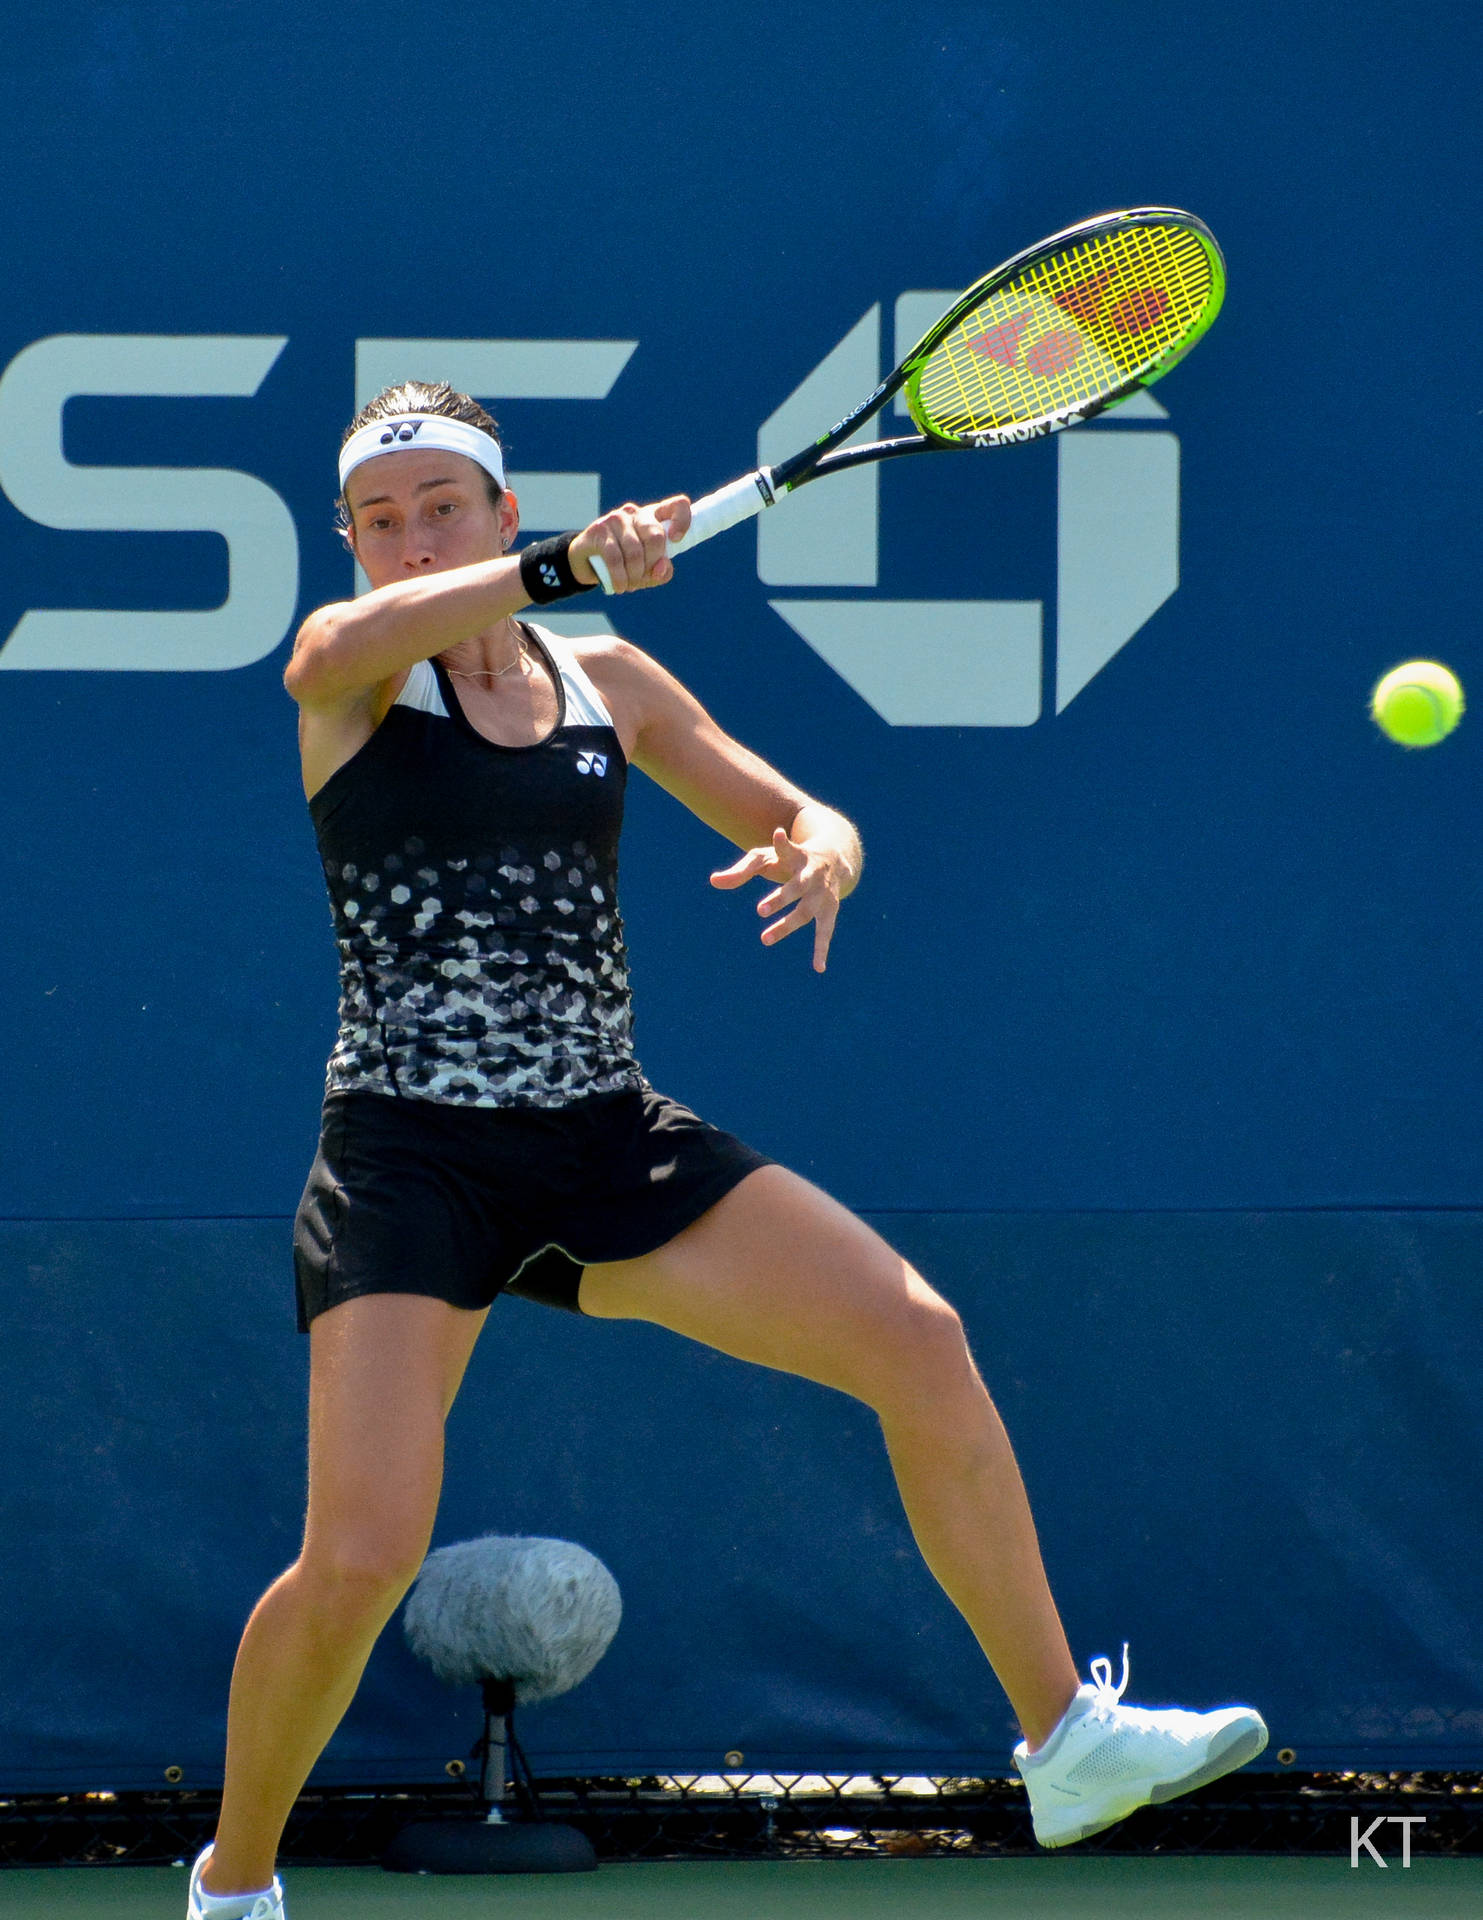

{"left": 199, "top": 1293, "right": 488, "bottom": 1898}
{"left": 578, "top": 1164, "right": 1080, "bottom": 1749}
{"left": 581, "top": 1163, "right": 1267, "bottom": 1846}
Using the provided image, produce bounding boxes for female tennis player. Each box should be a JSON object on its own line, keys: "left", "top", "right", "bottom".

{"left": 188, "top": 383, "right": 1265, "bottom": 1919}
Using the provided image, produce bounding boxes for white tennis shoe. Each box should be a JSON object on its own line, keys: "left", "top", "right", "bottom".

{"left": 187, "top": 1845, "right": 285, "bottom": 1920}
{"left": 1014, "top": 1645, "right": 1268, "bottom": 1848}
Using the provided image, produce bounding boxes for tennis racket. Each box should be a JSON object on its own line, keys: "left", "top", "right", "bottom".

{"left": 588, "top": 206, "right": 1223, "bottom": 592}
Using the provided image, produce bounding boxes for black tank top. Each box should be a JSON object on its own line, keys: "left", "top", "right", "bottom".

{"left": 307, "top": 623, "right": 644, "bottom": 1107}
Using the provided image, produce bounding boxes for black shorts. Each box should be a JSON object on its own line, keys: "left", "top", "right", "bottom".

{"left": 292, "top": 1084, "right": 772, "bottom": 1332}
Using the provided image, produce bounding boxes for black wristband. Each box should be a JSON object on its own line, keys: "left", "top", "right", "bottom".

{"left": 518, "top": 533, "right": 594, "bottom": 604}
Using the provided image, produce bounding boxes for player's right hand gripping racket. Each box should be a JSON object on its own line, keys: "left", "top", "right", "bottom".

{"left": 588, "top": 206, "right": 1223, "bottom": 592}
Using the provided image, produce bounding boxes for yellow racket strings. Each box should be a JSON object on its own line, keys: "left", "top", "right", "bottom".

{"left": 912, "top": 223, "right": 1215, "bottom": 437}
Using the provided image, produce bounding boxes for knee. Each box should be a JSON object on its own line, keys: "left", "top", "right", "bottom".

{"left": 296, "top": 1529, "right": 430, "bottom": 1624}
{"left": 876, "top": 1283, "right": 977, "bottom": 1413}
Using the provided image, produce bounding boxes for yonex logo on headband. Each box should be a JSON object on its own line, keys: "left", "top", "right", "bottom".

{"left": 338, "top": 412, "right": 507, "bottom": 493}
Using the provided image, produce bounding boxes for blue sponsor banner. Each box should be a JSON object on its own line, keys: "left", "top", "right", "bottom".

{"left": 0, "top": 0, "right": 1479, "bottom": 1785}
{"left": 5, "top": 1209, "right": 1481, "bottom": 1787}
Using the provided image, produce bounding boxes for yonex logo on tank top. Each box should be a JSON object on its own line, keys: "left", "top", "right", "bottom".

{"left": 576, "top": 752, "right": 608, "bottom": 777}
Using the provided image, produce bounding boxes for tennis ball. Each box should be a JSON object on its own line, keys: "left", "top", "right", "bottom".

{"left": 1370, "top": 660, "right": 1464, "bottom": 747}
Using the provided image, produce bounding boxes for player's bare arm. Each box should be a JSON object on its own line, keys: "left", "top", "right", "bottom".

{"left": 584, "top": 636, "right": 862, "bottom": 973}
{"left": 285, "top": 500, "right": 685, "bottom": 708}
{"left": 284, "top": 493, "right": 689, "bottom": 800}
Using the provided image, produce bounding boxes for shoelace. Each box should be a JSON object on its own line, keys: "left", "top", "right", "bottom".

{"left": 1083, "top": 1642, "right": 1131, "bottom": 1724}
{"left": 1079, "top": 1643, "right": 1190, "bottom": 1738}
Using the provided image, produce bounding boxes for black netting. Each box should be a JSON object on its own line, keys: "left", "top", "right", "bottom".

{"left": 3, "top": 1772, "right": 1481, "bottom": 1869}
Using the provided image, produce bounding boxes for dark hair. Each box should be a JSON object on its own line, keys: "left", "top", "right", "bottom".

{"left": 336, "top": 380, "right": 504, "bottom": 536}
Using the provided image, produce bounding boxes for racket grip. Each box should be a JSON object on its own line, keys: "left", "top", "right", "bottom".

{"left": 587, "top": 469, "right": 778, "bottom": 594}
{"left": 668, "top": 469, "right": 778, "bottom": 556}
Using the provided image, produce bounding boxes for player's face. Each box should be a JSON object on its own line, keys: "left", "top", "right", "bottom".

{"left": 345, "top": 448, "right": 519, "bottom": 586}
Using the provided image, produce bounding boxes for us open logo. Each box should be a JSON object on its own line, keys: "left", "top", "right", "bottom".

{"left": 757, "top": 298, "right": 1180, "bottom": 726}
{"left": 0, "top": 326, "right": 1177, "bottom": 713}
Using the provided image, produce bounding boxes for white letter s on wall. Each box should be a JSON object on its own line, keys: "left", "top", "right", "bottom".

{"left": 0, "top": 335, "right": 298, "bottom": 671}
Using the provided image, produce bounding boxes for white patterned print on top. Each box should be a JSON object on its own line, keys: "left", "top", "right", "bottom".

{"left": 320, "top": 625, "right": 639, "bottom": 1110}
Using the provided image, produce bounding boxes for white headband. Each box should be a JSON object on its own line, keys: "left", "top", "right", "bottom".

{"left": 338, "top": 414, "right": 507, "bottom": 494}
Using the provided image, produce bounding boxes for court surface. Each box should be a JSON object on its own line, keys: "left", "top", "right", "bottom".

{"left": 11, "top": 1856, "right": 1482, "bottom": 1917}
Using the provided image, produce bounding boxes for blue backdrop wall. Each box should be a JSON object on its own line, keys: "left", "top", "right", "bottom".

{"left": 1, "top": 0, "right": 1480, "bottom": 1788}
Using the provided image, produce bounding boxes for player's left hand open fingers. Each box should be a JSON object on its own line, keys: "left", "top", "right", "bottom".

{"left": 711, "top": 842, "right": 787, "bottom": 889}
{"left": 762, "top": 892, "right": 840, "bottom": 975}
{"left": 760, "top": 898, "right": 812, "bottom": 947}
{"left": 766, "top": 827, "right": 807, "bottom": 875}
{"left": 757, "top": 873, "right": 803, "bottom": 918}
{"left": 762, "top": 887, "right": 839, "bottom": 973}
{"left": 758, "top": 831, "right": 810, "bottom": 906}
{"left": 811, "top": 896, "right": 839, "bottom": 973}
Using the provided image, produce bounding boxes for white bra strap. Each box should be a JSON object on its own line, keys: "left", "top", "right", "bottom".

{"left": 394, "top": 657, "right": 448, "bottom": 716}
{"left": 525, "top": 623, "right": 615, "bottom": 730}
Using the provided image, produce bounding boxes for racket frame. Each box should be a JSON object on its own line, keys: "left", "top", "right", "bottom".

{"left": 775, "top": 205, "right": 1224, "bottom": 483}
{"left": 587, "top": 206, "right": 1224, "bottom": 586}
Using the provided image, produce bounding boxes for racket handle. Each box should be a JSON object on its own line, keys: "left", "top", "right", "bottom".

{"left": 587, "top": 468, "right": 778, "bottom": 594}
{"left": 669, "top": 468, "right": 778, "bottom": 555}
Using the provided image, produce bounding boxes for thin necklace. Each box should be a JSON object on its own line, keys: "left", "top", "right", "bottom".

{"left": 446, "top": 632, "right": 526, "bottom": 680}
